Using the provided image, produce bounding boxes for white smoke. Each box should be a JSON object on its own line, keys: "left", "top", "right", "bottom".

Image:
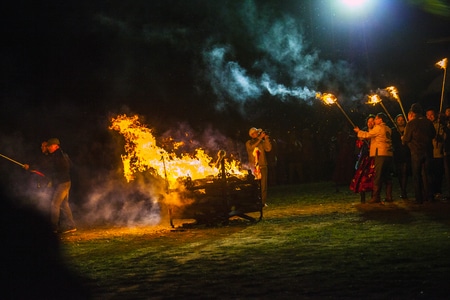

{"left": 261, "top": 73, "right": 316, "bottom": 101}
{"left": 202, "top": 0, "right": 366, "bottom": 109}
{"left": 81, "top": 174, "right": 162, "bottom": 227}
{"left": 202, "top": 46, "right": 262, "bottom": 107}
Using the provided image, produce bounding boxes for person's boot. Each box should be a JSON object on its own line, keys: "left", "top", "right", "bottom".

{"left": 369, "top": 185, "right": 381, "bottom": 203}
{"left": 385, "top": 181, "right": 393, "bottom": 202}
{"left": 360, "top": 192, "right": 366, "bottom": 204}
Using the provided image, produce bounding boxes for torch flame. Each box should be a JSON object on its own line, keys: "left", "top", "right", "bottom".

{"left": 385, "top": 86, "right": 399, "bottom": 101}
{"left": 316, "top": 92, "right": 356, "bottom": 127}
{"left": 376, "top": 86, "right": 407, "bottom": 121}
{"left": 436, "top": 58, "right": 448, "bottom": 70}
{"left": 367, "top": 94, "right": 382, "bottom": 106}
{"left": 316, "top": 92, "right": 337, "bottom": 105}
{"left": 110, "top": 114, "right": 245, "bottom": 188}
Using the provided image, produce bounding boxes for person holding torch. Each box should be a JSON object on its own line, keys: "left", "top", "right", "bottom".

{"left": 354, "top": 113, "right": 394, "bottom": 204}
{"left": 46, "top": 138, "right": 76, "bottom": 233}
{"left": 350, "top": 114, "right": 376, "bottom": 203}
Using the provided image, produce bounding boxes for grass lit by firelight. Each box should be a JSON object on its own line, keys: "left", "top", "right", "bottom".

{"left": 61, "top": 182, "right": 450, "bottom": 299}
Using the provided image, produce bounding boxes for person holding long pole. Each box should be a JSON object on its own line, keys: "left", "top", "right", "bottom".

{"left": 46, "top": 138, "right": 76, "bottom": 234}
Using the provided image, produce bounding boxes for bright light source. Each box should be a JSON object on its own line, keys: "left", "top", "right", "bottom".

{"left": 341, "top": 0, "right": 367, "bottom": 8}
{"left": 337, "top": 0, "right": 374, "bottom": 16}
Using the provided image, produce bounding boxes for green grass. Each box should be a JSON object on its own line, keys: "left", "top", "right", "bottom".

{"left": 61, "top": 182, "right": 450, "bottom": 299}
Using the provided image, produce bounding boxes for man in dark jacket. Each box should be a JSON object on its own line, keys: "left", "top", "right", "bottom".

{"left": 46, "top": 138, "right": 76, "bottom": 233}
{"left": 402, "top": 103, "right": 436, "bottom": 204}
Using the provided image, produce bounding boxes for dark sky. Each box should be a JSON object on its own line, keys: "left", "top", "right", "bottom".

{"left": 1, "top": 0, "right": 449, "bottom": 166}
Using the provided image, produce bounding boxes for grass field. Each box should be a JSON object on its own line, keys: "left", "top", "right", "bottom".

{"left": 61, "top": 182, "right": 450, "bottom": 299}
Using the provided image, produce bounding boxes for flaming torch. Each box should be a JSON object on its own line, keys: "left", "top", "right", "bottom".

{"left": 435, "top": 58, "right": 448, "bottom": 115}
{"left": 381, "top": 86, "right": 407, "bottom": 121}
{"left": 316, "top": 92, "right": 356, "bottom": 127}
{"left": 367, "top": 94, "right": 400, "bottom": 134}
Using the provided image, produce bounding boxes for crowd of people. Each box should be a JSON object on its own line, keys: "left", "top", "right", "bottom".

{"left": 349, "top": 102, "right": 450, "bottom": 205}
{"left": 246, "top": 102, "right": 449, "bottom": 206}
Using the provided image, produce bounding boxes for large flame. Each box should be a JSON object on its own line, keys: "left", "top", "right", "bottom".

{"left": 110, "top": 114, "right": 244, "bottom": 188}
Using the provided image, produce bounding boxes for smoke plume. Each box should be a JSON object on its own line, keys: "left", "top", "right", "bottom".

{"left": 202, "top": 0, "right": 366, "bottom": 110}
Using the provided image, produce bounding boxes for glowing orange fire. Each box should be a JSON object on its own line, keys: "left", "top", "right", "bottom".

{"left": 316, "top": 92, "right": 337, "bottom": 105}
{"left": 385, "top": 86, "right": 399, "bottom": 101}
{"left": 436, "top": 58, "right": 448, "bottom": 70}
{"left": 367, "top": 94, "right": 381, "bottom": 106}
{"left": 316, "top": 92, "right": 356, "bottom": 127}
{"left": 110, "top": 114, "right": 245, "bottom": 188}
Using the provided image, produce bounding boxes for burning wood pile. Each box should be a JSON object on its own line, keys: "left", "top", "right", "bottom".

{"left": 168, "top": 160, "right": 262, "bottom": 227}
{"left": 110, "top": 115, "right": 263, "bottom": 227}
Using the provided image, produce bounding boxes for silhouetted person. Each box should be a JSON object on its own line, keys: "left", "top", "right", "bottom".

{"left": 392, "top": 114, "right": 411, "bottom": 199}
{"left": 402, "top": 103, "right": 436, "bottom": 204}
{"left": 426, "top": 107, "right": 445, "bottom": 200}
{"left": 46, "top": 138, "right": 76, "bottom": 233}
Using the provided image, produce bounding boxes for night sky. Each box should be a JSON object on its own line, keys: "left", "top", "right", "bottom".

{"left": 1, "top": 0, "right": 449, "bottom": 209}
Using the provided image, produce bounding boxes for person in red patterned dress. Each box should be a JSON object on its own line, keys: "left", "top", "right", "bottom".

{"left": 350, "top": 114, "right": 375, "bottom": 203}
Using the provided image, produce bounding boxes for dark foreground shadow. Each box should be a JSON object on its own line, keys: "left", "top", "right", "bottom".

{"left": 356, "top": 200, "right": 450, "bottom": 225}
{"left": 356, "top": 203, "right": 415, "bottom": 224}
{"left": 0, "top": 186, "right": 91, "bottom": 300}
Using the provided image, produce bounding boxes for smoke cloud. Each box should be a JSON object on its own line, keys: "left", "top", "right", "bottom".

{"left": 89, "top": 0, "right": 367, "bottom": 112}
{"left": 81, "top": 174, "right": 162, "bottom": 227}
{"left": 202, "top": 0, "right": 366, "bottom": 109}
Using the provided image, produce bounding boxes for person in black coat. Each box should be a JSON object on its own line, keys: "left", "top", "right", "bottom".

{"left": 402, "top": 104, "right": 436, "bottom": 204}
{"left": 46, "top": 138, "right": 76, "bottom": 233}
